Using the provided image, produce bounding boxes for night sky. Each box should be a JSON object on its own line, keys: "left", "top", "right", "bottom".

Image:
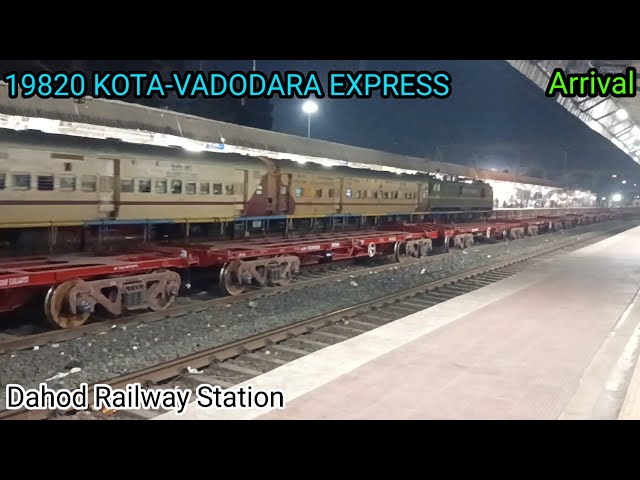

{"left": 205, "top": 60, "right": 638, "bottom": 182}
{"left": 2, "top": 59, "right": 637, "bottom": 185}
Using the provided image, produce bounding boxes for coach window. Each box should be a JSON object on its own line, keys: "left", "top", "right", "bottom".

{"left": 356, "top": 190, "right": 361, "bottom": 199}
{"left": 138, "top": 179, "right": 151, "bottom": 193}
{"left": 295, "top": 187, "right": 303, "bottom": 197}
{"left": 100, "top": 176, "right": 113, "bottom": 192}
{"left": 315, "top": 189, "right": 322, "bottom": 198}
{"left": 346, "top": 189, "right": 352, "bottom": 198}
{"left": 393, "top": 191, "right": 398, "bottom": 199}
{"left": 327, "top": 189, "right": 335, "bottom": 198}
{"left": 225, "top": 185, "right": 234, "bottom": 195}
{"left": 213, "top": 183, "right": 222, "bottom": 195}
{"left": 81, "top": 175, "right": 97, "bottom": 192}
{"left": 384, "top": 192, "right": 389, "bottom": 199}
{"left": 199, "top": 182, "right": 210, "bottom": 194}
{"left": 155, "top": 180, "right": 167, "bottom": 194}
{"left": 171, "top": 180, "right": 182, "bottom": 194}
{"left": 60, "top": 175, "right": 76, "bottom": 191}
{"left": 362, "top": 190, "right": 368, "bottom": 199}
{"left": 0, "top": 173, "right": 5, "bottom": 190}
{"left": 36, "top": 175, "right": 54, "bottom": 191}
{"left": 121, "top": 178, "right": 134, "bottom": 193}
{"left": 186, "top": 182, "right": 197, "bottom": 195}
{"left": 12, "top": 173, "right": 31, "bottom": 190}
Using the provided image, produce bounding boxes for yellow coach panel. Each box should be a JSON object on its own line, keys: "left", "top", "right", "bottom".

{"left": 0, "top": 147, "right": 115, "bottom": 225}
{"left": 116, "top": 157, "right": 247, "bottom": 221}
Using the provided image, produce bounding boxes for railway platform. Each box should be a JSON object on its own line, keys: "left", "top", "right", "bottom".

{"left": 155, "top": 224, "right": 640, "bottom": 420}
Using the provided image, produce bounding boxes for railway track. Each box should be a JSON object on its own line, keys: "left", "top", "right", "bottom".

{"left": 1, "top": 222, "right": 634, "bottom": 420}
{"left": 0, "top": 229, "right": 518, "bottom": 354}
{"left": 0, "top": 256, "right": 397, "bottom": 354}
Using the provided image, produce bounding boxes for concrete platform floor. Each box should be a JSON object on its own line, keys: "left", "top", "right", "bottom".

{"left": 156, "top": 226, "right": 640, "bottom": 420}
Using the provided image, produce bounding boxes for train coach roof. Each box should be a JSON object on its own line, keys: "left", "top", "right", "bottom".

{"left": 0, "top": 128, "right": 265, "bottom": 168}
{"left": 0, "top": 83, "right": 561, "bottom": 187}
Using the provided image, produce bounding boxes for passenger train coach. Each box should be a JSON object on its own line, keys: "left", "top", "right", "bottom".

{"left": 0, "top": 130, "right": 493, "bottom": 232}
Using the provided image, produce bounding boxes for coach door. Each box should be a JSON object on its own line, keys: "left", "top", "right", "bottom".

{"left": 278, "top": 173, "right": 292, "bottom": 214}
{"left": 418, "top": 183, "right": 429, "bottom": 211}
{"left": 335, "top": 177, "right": 343, "bottom": 213}
{"left": 236, "top": 169, "right": 249, "bottom": 215}
{"left": 96, "top": 158, "right": 118, "bottom": 219}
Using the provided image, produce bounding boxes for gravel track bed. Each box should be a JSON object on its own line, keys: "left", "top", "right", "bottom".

{"left": 0, "top": 219, "right": 636, "bottom": 407}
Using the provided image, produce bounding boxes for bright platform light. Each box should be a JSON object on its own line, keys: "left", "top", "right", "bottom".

{"left": 612, "top": 193, "right": 622, "bottom": 202}
{"left": 302, "top": 100, "right": 318, "bottom": 114}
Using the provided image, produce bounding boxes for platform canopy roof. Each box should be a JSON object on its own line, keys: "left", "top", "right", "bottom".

{"left": 0, "top": 81, "right": 561, "bottom": 188}
{"left": 508, "top": 60, "right": 640, "bottom": 167}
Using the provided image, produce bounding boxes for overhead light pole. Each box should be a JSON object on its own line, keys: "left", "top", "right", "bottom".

{"left": 302, "top": 100, "right": 318, "bottom": 138}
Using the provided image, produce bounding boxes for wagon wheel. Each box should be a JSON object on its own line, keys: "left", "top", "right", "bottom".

{"left": 219, "top": 260, "right": 245, "bottom": 296}
{"left": 44, "top": 280, "right": 90, "bottom": 329}
{"left": 146, "top": 269, "right": 179, "bottom": 311}
{"left": 275, "top": 256, "right": 295, "bottom": 287}
{"left": 394, "top": 241, "right": 410, "bottom": 263}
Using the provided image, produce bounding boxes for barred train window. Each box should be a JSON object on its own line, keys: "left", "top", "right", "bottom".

{"left": 60, "top": 175, "right": 76, "bottom": 191}
{"left": 328, "top": 189, "right": 334, "bottom": 198}
{"left": 186, "top": 182, "right": 197, "bottom": 195}
{"left": 120, "top": 178, "right": 134, "bottom": 193}
{"left": 213, "top": 184, "right": 222, "bottom": 195}
{"left": 81, "top": 175, "right": 97, "bottom": 192}
{"left": 315, "top": 189, "right": 322, "bottom": 198}
{"left": 138, "top": 179, "right": 151, "bottom": 193}
{"left": 225, "top": 184, "right": 234, "bottom": 195}
{"left": 0, "top": 173, "right": 5, "bottom": 190}
{"left": 295, "top": 187, "right": 303, "bottom": 197}
{"left": 171, "top": 180, "right": 182, "bottom": 194}
{"left": 100, "top": 176, "right": 113, "bottom": 192}
{"left": 13, "top": 173, "right": 31, "bottom": 190}
{"left": 155, "top": 180, "right": 167, "bottom": 194}
{"left": 37, "top": 175, "right": 54, "bottom": 191}
{"left": 199, "top": 182, "right": 210, "bottom": 194}
{"left": 346, "top": 189, "right": 352, "bottom": 198}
